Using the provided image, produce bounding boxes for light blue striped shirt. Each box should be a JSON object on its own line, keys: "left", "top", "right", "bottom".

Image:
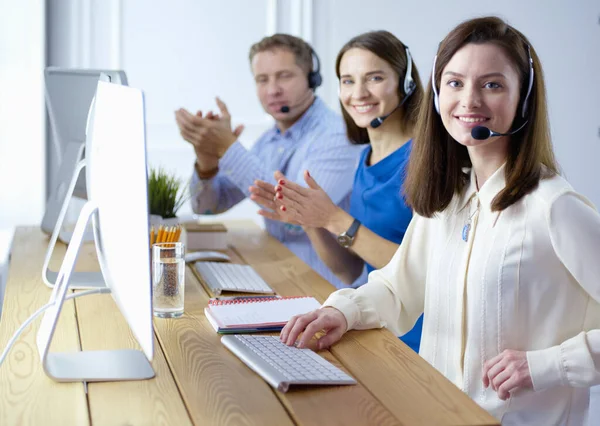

{"left": 190, "top": 97, "right": 364, "bottom": 288}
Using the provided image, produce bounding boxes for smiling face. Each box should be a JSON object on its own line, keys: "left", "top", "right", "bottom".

{"left": 439, "top": 42, "right": 521, "bottom": 148}
{"left": 338, "top": 48, "right": 400, "bottom": 129}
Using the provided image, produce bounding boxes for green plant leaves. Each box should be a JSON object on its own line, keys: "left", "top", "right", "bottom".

{"left": 148, "top": 167, "right": 190, "bottom": 218}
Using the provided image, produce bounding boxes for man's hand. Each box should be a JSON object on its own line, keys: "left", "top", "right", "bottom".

{"left": 192, "top": 110, "right": 220, "bottom": 173}
{"left": 175, "top": 97, "right": 244, "bottom": 159}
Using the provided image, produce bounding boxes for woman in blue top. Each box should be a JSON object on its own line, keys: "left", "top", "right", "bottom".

{"left": 250, "top": 31, "right": 425, "bottom": 352}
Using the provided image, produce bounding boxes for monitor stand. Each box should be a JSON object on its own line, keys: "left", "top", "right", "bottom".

{"left": 37, "top": 201, "right": 155, "bottom": 382}
{"left": 41, "top": 142, "right": 94, "bottom": 244}
{"left": 42, "top": 158, "right": 104, "bottom": 290}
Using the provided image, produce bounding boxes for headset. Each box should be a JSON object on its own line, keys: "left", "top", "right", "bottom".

{"left": 307, "top": 46, "right": 322, "bottom": 90}
{"left": 431, "top": 43, "right": 534, "bottom": 119}
{"left": 369, "top": 45, "right": 417, "bottom": 128}
{"left": 401, "top": 46, "right": 417, "bottom": 101}
{"left": 279, "top": 46, "right": 322, "bottom": 114}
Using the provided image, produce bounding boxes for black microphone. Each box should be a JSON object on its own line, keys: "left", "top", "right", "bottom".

{"left": 279, "top": 90, "right": 315, "bottom": 115}
{"left": 370, "top": 113, "right": 391, "bottom": 129}
{"left": 370, "top": 105, "right": 401, "bottom": 128}
{"left": 471, "top": 121, "right": 528, "bottom": 140}
{"left": 369, "top": 91, "right": 413, "bottom": 129}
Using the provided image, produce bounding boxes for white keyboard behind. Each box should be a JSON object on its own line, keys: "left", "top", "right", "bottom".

{"left": 194, "top": 262, "right": 275, "bottom": 295}
{"left": 221, "top": 335, "right": 356, "bottom": 392}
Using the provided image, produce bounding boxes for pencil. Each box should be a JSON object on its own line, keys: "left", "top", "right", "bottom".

{"left": 157, "top": 225, "right": 164, "bottom": 244}
{"left": 150, "top": 225, "right": 155, "bottom": 245}
{"left": 174, "top": 225, "right": 182, "bottom": 242}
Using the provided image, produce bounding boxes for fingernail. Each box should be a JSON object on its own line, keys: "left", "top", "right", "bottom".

{"left": 306, "top": 171, "right": 311, "bottom": 177}
{"left": 280, "top": 206, "right": 286, "bottom": 212}
{"left": 276, "top": 193, "right": 283, "bottom": 199}
{"left": 297, "top": 341, "right": 304, "bottom": 349}
{"left": 275, "top": 185, "right": 282, "bottom": 191}
{"left": 278, "top": 179, "right": 285, "bottom": 185}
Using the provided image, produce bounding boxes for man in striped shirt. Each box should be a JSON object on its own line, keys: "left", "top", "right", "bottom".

{"left": 175, "top": 34, "right": 363, "bottom": 289}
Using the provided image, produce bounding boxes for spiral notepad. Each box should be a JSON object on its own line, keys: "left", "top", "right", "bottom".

{"left": 204, "top": 296, "right": 321, "bottom": 334}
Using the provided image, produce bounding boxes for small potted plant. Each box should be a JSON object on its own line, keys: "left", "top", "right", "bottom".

{"left": 148, "top": 167, "right": 189, "bottom": 226}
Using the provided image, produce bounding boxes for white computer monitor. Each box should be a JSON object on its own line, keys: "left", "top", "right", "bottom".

{"left": 41, "top": 67, "right": 128, "bottom": 241}
{"left": 36, "top": 80, "right": 154, "bottom": 382}
{"left": 42, "top": 69, "right": 128, "bottom": 290}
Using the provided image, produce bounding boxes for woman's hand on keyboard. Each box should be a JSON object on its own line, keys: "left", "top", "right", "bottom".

{"left": 280, "top": 307, "right": 348, "bottom": 350}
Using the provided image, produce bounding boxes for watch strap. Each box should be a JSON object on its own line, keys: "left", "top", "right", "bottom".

{"left": 345, "top": 218, "right": 361, "bottom": 239}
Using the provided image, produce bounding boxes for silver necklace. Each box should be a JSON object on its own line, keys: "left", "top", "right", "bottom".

{"left": 462, "top": 197, "right": 480, "bottom": 242}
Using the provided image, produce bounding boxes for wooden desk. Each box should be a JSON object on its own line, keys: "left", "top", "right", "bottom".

{"left": 0, "top": 223, "right": 499, "bottom": 425}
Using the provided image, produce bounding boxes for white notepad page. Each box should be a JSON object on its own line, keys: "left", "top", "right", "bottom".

{"left": 209, "top": 297, "right": 321, "bottom": 327}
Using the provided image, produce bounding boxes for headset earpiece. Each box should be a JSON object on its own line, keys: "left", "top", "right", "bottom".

{"left": 431, "top": 54, "right": 441, "bottom": 114}
{"left": 307, "top": 47, "right": 322, "bottom": 90}
{"left": 520, "top": 45, "right": 534, "bottom": 118}
{"left": 396, "top": 46, "right": 416, "bottom": 107}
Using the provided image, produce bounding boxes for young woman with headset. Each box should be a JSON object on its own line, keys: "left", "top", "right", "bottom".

{"left": 278, "top": 17, "right": 600, "bottom": 425}
{"left": 250, "top": 30, "right": 425, "bottom": 353}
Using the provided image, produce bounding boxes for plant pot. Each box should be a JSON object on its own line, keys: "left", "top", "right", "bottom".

{"left": 149, "top": 214, "right": 180, "bottom": 227}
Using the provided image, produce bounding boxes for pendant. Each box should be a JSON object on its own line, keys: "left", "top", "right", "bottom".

{"left": 462, "top": 223, "right": 471, "bottom": 242}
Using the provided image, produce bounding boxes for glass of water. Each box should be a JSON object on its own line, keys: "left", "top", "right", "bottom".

{"left": 152, "top": 242, "right": 185, "bottom": 318}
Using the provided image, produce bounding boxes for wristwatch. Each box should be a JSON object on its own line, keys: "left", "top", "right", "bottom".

{"left": 337, "top": 219, "right": 361, "bottom": 248}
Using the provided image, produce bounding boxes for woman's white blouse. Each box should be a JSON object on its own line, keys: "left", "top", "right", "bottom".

{"left": 324, "top": 165, "right": 600, "bottom": 425}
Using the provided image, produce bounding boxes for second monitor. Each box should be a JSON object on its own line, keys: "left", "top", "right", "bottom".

{"left": 41, "top": 67, "right": 128, "bottom": 242}
{"left": 42, "top": 68, "right": 128, "bottom": 290}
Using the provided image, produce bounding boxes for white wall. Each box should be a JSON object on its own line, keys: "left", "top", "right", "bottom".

{"left": 120, "top": 0, "right": 273, "bottom": 223}
{"left": 0, "top": 0, "right": 45, "bottom": 314}
{"left": 0, "top": 1, "right": 45, "bottom": 227}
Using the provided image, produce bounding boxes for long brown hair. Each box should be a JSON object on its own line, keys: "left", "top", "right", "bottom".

{"left": 404, "top": 17, "right": 558, "bottom": 217}
{"left": 335, "top": 30, "right": 424, "bottom": 144}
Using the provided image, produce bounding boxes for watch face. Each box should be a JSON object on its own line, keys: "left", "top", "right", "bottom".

{"left": 337, "top": 234, "right": 352, "bottom": 248}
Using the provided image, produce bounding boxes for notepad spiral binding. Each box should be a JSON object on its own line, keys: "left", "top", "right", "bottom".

{"left": 208, "top": 296, "right": 311, "bottom": 306}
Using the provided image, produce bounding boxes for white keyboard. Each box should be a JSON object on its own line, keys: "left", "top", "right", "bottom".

{"left": 221, "top": 335, "right": 356, "bottom": 392}
{"left": 194, "top": 262, "right": 274, "bottom": 295}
